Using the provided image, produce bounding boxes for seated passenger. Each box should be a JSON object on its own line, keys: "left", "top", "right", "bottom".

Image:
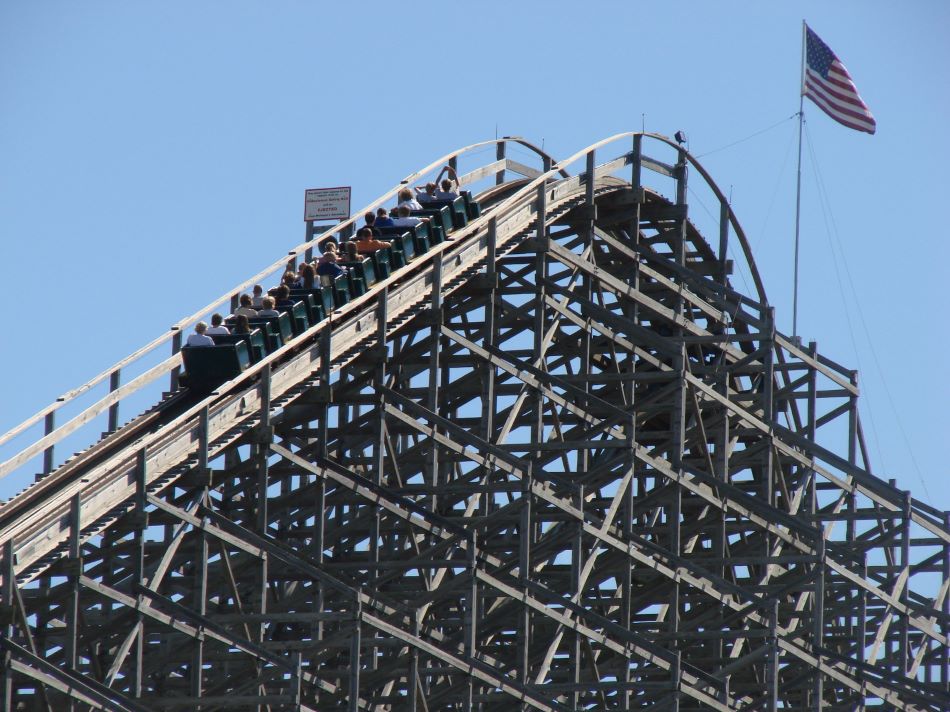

{"left": 274, "top": 284, "right": 295, "bottom": 308}
{"left": 396, "top": 187, "right": 423, "bottom": 211}
{"left": 186, "top": 321, "right": 216, "bottom": 347}
{"left": 206, "top": 313, "right": 230, "bottom": 335}
{"left": 375, "top": 207, "right": 395, "bottom": 228}
{"left": 363, "top": 212, "right": 382, "bottom": 237}
{"left": 316, "top": 250, "right": 346, "bottom": 279}
{"left": 251, "top": 284, "right": 265, "bottom": 308}
{"left": 295, "top": 262, "right": 317, "bottom": 290}
{"left": 234, "top": 294, "right": 258, "bottom": 318}
{"left": 342, "top": 240, "right": 360, "bottom": 263}
{"left": 319, "top": 239, "right": 339, "bottom": 261}
{"left": 232, "top": 314, "right": 252, "bottom": 334}
{"left": 257, "top": 296, "right": 280, "bottom": 318}
{"left": 355, "top": 226, "right": 391, "bottom": 255}
{"left": 281, "top": 270, "right": 297, "bottom": 288}
{"left": 435, "top": 165, "right": 460, "bottom": 200}
{"left": 414, "top": 181, "right": 438, "bottom": 204}
{"left": 391, "top": 205, "right": 429, "bottom": 228}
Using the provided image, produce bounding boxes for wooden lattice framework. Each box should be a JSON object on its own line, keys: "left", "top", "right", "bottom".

{"left": 1, "top": 134, "right": 948, "bottom": 710}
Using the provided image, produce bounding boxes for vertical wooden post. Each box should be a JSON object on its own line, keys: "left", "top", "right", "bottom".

{"left": 465, "top": 532, "right": 478, "bottom": 711}
{"left": 292, "top": 653, "right": 302, "bottom": 709}
{"left": 314, "top": 328, "right": 331, "bottom": 659}
{"left": 108, "top": 369, "right": 121, "bottom": 433}
{"left": 899, "top": 491, "right": 911, "bottom": 675}
{"left": 857, "top": 553, "right": 868, "bottom": 712}
{"left": 767, "top": 600, "right": 779, "bottom": 712}
{"left": 813, "top": 538, "right": 825, "bottom": 711}
{"left": 256, "top": 364, "right": 271, "bottom": 652}
{"left": 2, "top": 540, "right": 15, "bottom": 711}
{"left": 518, "top": 471, "right": 532, "bottom": 701}
{"left": 66, "top": 494, "right": 81, "bottom": 712}
{"left": 349, "top": 593, "right": 361, "bottom": 712}
{"left": 621, "top": 372, "right": 636, "bottom": 709}
{"left": 427, "top": 260, "right": 442, "bottom": 514}
{"left": 171, "top": 328, "right": 182, "bottom": 391}
{"left": 368, "top": 291, "right": 388, "bottom": 674}
{"left": 409, "top": 616, "right": 420, "bottom": 712}
{"left": 480, "top": 219, "right": 498, "bottom": 493}
{"left": 719, "top": 200, "right": 730, "bottom": 284}
{"left": 671, "top": 651, "right": 681, "bottom": 712}
{"left": 807, "top": 342, "right": 823, "bottom": 711}
{"left": 43, "top": 411, "right": 55, "bottom": 475}
{"left": 674, "top": 146, "right": 688, "bottom": 268}
{"left": 762, "top": 308, "right": 776, "bottom": 507}
{"left": 495, "top": 141, "right": 506, "bottom": 185}
{"left": 571, "top": 485, "right": 584, "bottom": 710}
{"left": 520, "top": 163, "right": 549, "bottom": 704}
{"left": 943, "top": 512, "right": 950, "bottom": 687}
{"left": 133, "top": 448, "right": 147, "bottom": 698}
{"left": 191, "top": 408, "right": 210, "bottom": 701}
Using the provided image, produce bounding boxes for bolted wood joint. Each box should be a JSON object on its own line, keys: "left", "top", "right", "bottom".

{"left": 361, "top": 344, "right": 388, "bottom": 365}
{"left": 311, "top": 383, "right": 332, "bottom": 404}
{"left": 62, "top": 558, "right": 84, "bottom": 577}
{"left": 526, "top": 235, "right": 550, "bottom": 252}
{"left": 293, "top": 384, "right": 333, "bottom": 405}
{"left": 126, "top": 511, "right": 150, "bottom": 530}
{"left": 249, "top": 424, "right": 274, "bottom": 445}
{"left": 469, "top": 272, "right": 498, "bottom": 291}
{"left": 574, "top": 204, "right": 597, "bottom": 221}
{"left": 419, "top": 308, "right": 442, "bottom": 327}
{"left": 181, "top": 467, "right": 213, "bottom": 489}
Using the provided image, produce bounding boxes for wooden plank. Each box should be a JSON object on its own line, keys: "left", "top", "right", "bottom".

{"left": 0, "top": 355, "right": 181, "bottom": 481}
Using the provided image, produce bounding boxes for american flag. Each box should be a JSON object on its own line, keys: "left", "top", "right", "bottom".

{"left": 804, "top": 25, "right": 876, "bottom": 134}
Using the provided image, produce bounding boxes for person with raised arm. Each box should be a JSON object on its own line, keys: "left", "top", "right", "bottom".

{"left": 434, "top": 164, "right": 460, "bottom": 200}
{"left": 414, "top": 181, "right": 438, "bottom": 204}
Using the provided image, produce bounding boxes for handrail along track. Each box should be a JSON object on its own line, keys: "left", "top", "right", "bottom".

{"left": 1, "top": 133, "right": 947, "bottom": 710}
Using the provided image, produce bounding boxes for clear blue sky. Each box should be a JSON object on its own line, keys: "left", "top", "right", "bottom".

{"left": 1, "top": 1, "right": 947, "bottom": 508}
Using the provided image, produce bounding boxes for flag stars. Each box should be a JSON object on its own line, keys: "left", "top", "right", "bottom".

{"left": 802, "top": 23, "right": 876, "bottom": 134}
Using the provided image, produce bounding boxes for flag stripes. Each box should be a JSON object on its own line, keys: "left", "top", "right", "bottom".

{"left": 804, "top": 25, "right": 876, "bottom": 134}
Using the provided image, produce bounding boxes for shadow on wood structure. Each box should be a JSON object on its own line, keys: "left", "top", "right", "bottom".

{"left": 1, "top": 134, "right": 948, "bottom": 710}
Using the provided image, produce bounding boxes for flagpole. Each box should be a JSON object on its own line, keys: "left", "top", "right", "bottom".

{"left": 792, "top": 20, "right": 806, "bottom": 342}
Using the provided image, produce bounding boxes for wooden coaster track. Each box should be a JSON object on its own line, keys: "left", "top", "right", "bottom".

{"left": 1, "top": 133, "right": 947, "bottom": 710}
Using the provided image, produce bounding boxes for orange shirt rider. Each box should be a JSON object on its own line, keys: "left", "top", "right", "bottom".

{"left": 355, "top": 227, "right": 391, "bottom": 254}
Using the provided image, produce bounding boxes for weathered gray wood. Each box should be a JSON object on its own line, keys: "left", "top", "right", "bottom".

{"left": 0, "top": 134, "right": 945, "bottom": 712}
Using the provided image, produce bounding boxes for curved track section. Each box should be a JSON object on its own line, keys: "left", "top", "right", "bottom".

{"left": 1, "top": 134, "right": 948, "bottom": 710}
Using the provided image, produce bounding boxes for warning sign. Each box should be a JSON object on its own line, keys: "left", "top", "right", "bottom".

{"left": 304, "top": 186, "right": 351, "bottom": 222}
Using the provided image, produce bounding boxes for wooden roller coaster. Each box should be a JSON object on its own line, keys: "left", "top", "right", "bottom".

{"left": 0, "top": 134, "right": 947, "bottom": 710}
